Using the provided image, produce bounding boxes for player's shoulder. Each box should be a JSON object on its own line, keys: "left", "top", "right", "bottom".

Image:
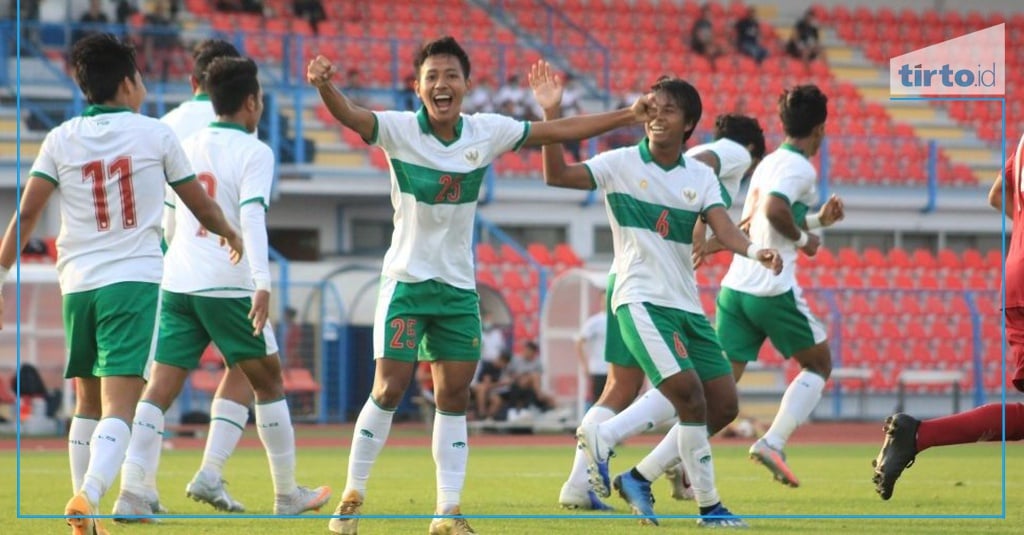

{"left": 682, "top": 153, "right": 719, "bottom": 182}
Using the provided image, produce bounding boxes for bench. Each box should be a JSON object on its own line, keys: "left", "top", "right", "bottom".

{"left": 896, "top": 369, "right": 965, "bottom": 413}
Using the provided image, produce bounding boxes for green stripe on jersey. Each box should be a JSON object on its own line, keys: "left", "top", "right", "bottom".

{"left": 390, "top": 158, "right": 487, "bottom": 205}
{"left": 792, "top": 202, "right": 809, "bottom": 227}
{"left": 718, "top": 182, "right": 732, "bottom": 209}
{"left": 606, "top": 192, "right": 700, "bottom": 245}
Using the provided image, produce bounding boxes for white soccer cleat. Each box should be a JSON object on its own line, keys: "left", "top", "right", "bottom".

{"left": 274, "top": 485, "right": 332, "bottom": 515}
{"left": 327, "top": 489, "right": 363, "bottom": 535}
{"left": 185, "top": 470, "right": 246, "bottom": 512}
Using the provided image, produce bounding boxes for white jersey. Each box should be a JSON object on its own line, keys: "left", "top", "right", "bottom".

{"left": 29, "top": 105, "right": 194, "bottom": 294}
{"left": 161, "top": 95, "right": 216, "bottom": 141}
{"left": 577, "top": 312, "right": 609, "bottom": 375}
{"left": 163, "top": 123, "right": 274, "bottom": 296}
{"left": 721, "top": 144, "right": 817, "bottom": 296}
{"left": 685, "top": 137, "right": 752, "bottom": 209}
{"left": 587, "top": 139, "right": 724, "bottom": 314}
{"left": 371, "top": 109, "right": 529, "bottom": 289}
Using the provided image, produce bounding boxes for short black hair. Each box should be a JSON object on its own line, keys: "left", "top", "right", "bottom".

{"left": 713, "top": 114, "right": 766, "bottom": 159}
{"left": 778, "top": 84, "right": 828, "bottom": 138}
{"left": 192, "top": 39, "right": 241, "bottom": 91}
{"left": 207, "top": 57, "right": 260, "bottom": 116}
{"left": 414, "top": 36, "right": 471, "bottom": 79}
{"left": 650, "top": 76, "right": 703, "bottom": 143}
{"left": 69, "top": 33, "right": 138, "bottom": 105}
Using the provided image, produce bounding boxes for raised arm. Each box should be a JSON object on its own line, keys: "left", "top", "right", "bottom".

{"left": 765, "top": 193, "right": 820, "bottom": 256}
{"left": 307, "top": 55, "right": 377, "bottom": 143}
{"left": 529, "top": 62, "right": 599, "bottom": 190}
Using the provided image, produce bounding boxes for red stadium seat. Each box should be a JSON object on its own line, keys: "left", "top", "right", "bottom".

{"left": 475, "top": 243, "right": 499, "bottom": 265}
{"left": 937, "top": 248, "right": 962, "bottom": 270}
{"left": 526, "top": 243, "right": 554, "bottom": 266}
{"left": 500, "top": 244, "right": 527, "bottom": 265}
{"left": 476, "top": 269, "right": 498, "bottom": 288}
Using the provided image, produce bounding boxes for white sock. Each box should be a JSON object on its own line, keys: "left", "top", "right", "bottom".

{"left": 121, "top": 401, "right": 164, "bottom": 495}
{"left": 81, "top": 418, "right": 132, "bottom": 505}
{"left": 344, "top": 398, "right": 395, "bottom": 497}
{"left": 600, "top": 389, "right": 676, "bottom": 446}
{"left": 763, "top": 371, "right": 826, "bottom": 450}
{"left": 255, "top": 398, "right": 297, "bottom": 496}
{"left": 635, "top": 425, "right": 682, "bottom": 482}
{"left": 68, "top": 415, "right": 98, "bottom": 494}
{"left": 200, "top": 398, "right": 249, "bottom": 478}
{"left": 567, "top": 406, "right": 615, "bottom": 490}
{"left": 432, "top": 411, "right": 468, "bottom": 513}
{"left": 676, "top": 423, "right": 720, "bottom": 508}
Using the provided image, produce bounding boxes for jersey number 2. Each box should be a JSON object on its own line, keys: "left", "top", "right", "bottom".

{"left": 195, "top": 172, "right": 217, "bottom": 237}
{"left": 82, "top": 157, "right": 135, "bottom": 232}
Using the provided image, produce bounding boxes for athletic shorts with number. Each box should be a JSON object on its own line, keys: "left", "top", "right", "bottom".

{"left": 1003, "top": 307, "right": 1024, "bottom": 393}
{"left": 715, "top": 286, "right": 827, "bottom": 362}
{"left": 155, "top": 291, "right": 278, "bottom": 369}
{"left": 374, "top": 277, "right": 481, "bottom": 361}
{"left": 603, "top": 273, "right": 634, "bottom": 368}
{"left": 615, "top": 302, "right": 732, "bottom": 387}
{"left": 63, "top": 282, "right": 160, "bottom": 379}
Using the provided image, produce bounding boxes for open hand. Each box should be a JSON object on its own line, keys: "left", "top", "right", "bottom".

{"left": 307, "top": 55, "right": 336, "bottom": 88}
{"left": 528, "top": 60, "right": 563, "bottom": 113}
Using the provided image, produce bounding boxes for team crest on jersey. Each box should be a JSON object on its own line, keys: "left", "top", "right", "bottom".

{"left": 681, "top": 188, "right": 698, "bottom": 204}
{"left": 464, "top": 149, "right": 480, "bottom": 165}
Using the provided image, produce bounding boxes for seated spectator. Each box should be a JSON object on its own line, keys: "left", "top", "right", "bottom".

{"left": 786, "top": 8, "right": 824, "bottom": 64}
{"left": 690, "top": 3, "right": 725, "bottom": 64}
{"left": 464, "top": 75, "right": 495, "bottom": 114}
{"left": 141, "top": 0, "right": 183, "bottom": 82}
{"left": 473, "top": 313, "right": 507, "bottom": 418}
{"left": 398, "top": 74, "right": 418, "bottom": 111}
{"left": 115, "top": 0, "right": 137, "bottom": 25}
{"left": 734, "top": 7, "right": 768, "bottom": 64}
{"left": 293, "top": 0, "right": 326, "bottom": 35}
{"left": 494, "top": 74, "right": 527, "bottom": 120}
{"left": 487, "top": 341, "right": 554, "bottom": 421}
{"left": 344, "top": 68, "right": 369, "bottom": 108}
{"left": 76, "top": 0, "right": 110, "bottom": 44}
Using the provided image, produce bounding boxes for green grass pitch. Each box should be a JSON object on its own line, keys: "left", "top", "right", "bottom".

{"left": 1, "top": 430, "right": 1020, "bottom": 534}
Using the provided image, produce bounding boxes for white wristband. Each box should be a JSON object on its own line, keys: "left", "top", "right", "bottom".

{"left": 795, "top": 231, "right": 809, "bottom": 248}
{"left": 745, "top": 243, "right": 760, "bottom": 260}
{"left": 806, "top": 214, "right": 823, "bottom": 230}
{"left": 254, "top": 279, "right": 272, "bottom": 292}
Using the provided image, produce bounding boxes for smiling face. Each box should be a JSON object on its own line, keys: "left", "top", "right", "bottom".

{"left": 644, "top": 90, "right": 693, "bottom": 148}
{"left": 415, "top": 54, "right": 468, "bottom": 126}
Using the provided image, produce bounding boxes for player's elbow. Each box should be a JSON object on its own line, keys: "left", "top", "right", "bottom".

{"left": 988, "top": 187, "right": 1003, "bottom": 211}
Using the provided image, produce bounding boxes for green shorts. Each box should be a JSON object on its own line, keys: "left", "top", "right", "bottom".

{"left": 615, "top": 302, "right": 732, "bottom": 387}
{"left": 155, "top": 291, "right": 278, "bottom": 369}
{"left": 603, "top": 274, "right": 635, "bottom": 368}
{"left": 63, "top": 282, "right": 160, "bottom": 379}
{"left": 374, "top": 277, "right": 481, "bottom": 362}
{"left": 715, "top": 286, "right": 828, "bottom": 362}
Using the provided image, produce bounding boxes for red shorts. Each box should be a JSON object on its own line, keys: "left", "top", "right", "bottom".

{"left": 1004, "top": 307, "right": 1024, "bottom": 392}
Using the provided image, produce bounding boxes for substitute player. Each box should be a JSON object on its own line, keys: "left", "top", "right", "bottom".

{"left": 872, "top": 133, "right": 1024, "bottom": 500}
{"left": 716, "top": 85, "right": 844, "bottom": 488}
{"left": 112, "top": 57, "right": 331, "bottom": 519}
{"left": 308, "top": 37, "right": 655, "bottom": 535}
{"left": 0, "top": 34, "right": 241, "bottom": 535}
{"left": 539, "top": 68, "right": 781, "bottom": 527}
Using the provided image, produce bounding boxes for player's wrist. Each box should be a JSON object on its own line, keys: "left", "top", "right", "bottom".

{"left": 806, "top": 214, "right": 823, "bottom": 229}
{"left": 745, "top": 243, "right": 760, "bottom": 260}
{"left": 794, "top": 231, "right": 809, "bottom": 248}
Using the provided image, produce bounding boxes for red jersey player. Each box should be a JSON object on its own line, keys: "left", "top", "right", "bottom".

{"left": 872, "top": 134, "right": 1024, "bottom": 500}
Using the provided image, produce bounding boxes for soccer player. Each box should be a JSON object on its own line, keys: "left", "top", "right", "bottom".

{"left": 537, "top": 67, "right": 781, "bottom": 527}
{"left": 558, "top": 113, "right": 766, "bottom": 509}
{"left": 0, "top": 34, "right": 241, "bottom": 535}
{"left": 715, "top": 84, "right": 844, "bottom": 488}
{"left": 112, "top": 57, "right": 332, "bottom": 519}
{"left": 871, "top": 135, "right": 1024, "bottom": 500}
{"left": 140, "top": 38, "right": 255, "bottom": 515}
{"left": 307, "top": 38, "right": 654, "bottom": 535}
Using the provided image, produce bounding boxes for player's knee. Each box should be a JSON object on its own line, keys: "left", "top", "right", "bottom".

{"left": 707, "top": 399, "right": 739, "bottom": 434}
{"left": 796, "top": 344, "right": 832, "bottom": 379}
{"left": 433, "top": 385, "right": 472, "bottom": 413}
{"left": 371, "top": 382, "right": 408, "bottom": 409}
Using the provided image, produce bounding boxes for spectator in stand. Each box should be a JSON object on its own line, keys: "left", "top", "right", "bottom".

{"left": 690, "top": 3, "right": 725, "bottom": 66}
{"left": 294, "top": 0, "right": 326, "bottom": 35}
{"left": 142, "top": 0, "right": 183, "bottom": 82}
{"left": 576, "top": 302, "right": 609, "bottom": 406}
{"left": 115, "top": 0, "right": 137, "bottom": 25}
{"left": 473, "top": 312, "right": 506, "bottom": 418}
{"left": 465, "top": 75, "right": 495, "bottom": 114}
{"left": 497, "top": 341, "right": 554, "bottom": 420}
{"left": 786, "top": 8, "right": 824, "bottom": 64}
{"left": 735, "top": 7, "right": 768, "bottom": 64}
{"left": 494, "top": 74, "right": 527, "bottom": 120}
{"left": 398, "top": 74, "right": 417, "bottom": 111}
{"left": 216, "top": 0, "right": 262, "bottom": 14}
{"left": 74, "top": 0, "right": 110, "bottom": 45}
{"left": 344, "top": 68, "right": 369, "bottom": 108}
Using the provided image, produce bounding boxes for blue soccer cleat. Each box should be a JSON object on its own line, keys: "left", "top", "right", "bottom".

{"left": 697, "top": 503, "right": 748, "bottom": 528}
{"left": 613, "top": 471, "right": 657, "bottom": 526}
